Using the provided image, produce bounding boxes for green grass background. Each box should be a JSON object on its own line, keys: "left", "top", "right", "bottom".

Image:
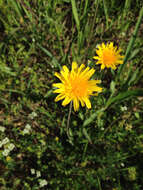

{"left": 0, "top": 0, "right": 143, "bottom": 189}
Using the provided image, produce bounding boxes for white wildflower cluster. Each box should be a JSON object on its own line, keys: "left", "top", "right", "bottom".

{"left": 120, "top": 106, "right": 127, "bottom": 111}
{"left": 39, "top": 179, "right": 48, "bottom": 188}
{"left": 23, "top": 124, "right": 32, "bottom": 135}
{"left": 0, "top": 126, "right": 5, "bottom": 132}
{"left": 0, "top": 137, "right": 10, "bottom": 148}
{"left": 0, "top": 137, "right": 15, "bottom": 157}
{"left": 30, "top": 168, "right": 35, "bottom": 175}
{"left": 28, "top": 111, "right": 37, "bottom": 119}
{"left": 30, "top": 169, "right": 41, "bottom": 178}
{"left": 30, "top": 169, "right": 48, "bottom": 187}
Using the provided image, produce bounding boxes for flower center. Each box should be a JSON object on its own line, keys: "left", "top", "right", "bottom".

{"left": 69, "top": 77, "right": 88, "bottom": 97}
{"left": 103, "top": 49, "right": 116, "bottom": 66}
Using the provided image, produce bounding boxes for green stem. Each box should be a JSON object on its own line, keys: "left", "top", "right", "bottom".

{"left": 66, "top": 101, "right": 72, "bottom": 139}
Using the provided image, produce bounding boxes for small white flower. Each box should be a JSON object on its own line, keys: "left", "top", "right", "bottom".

{"left": 2, "top": 137, "right": 10, "bottom": 145}
{"left": 25, "top": 124, "right": 31, "bottom": 130}
{"left": 31, "top": 168, "right": 35, "bottom": 175}
{"left": 8, "top": 143, "right": 15, "bottom": 151}
{"left": 36, "top": 170, "right": 41, "bottom": 178}
{"left": 121, "top": 163, "right": 125, "bottom": 167}
{"left": 23, "top": 128, "right": 30, "bottom": 135}
{"left": 39, "top": 179, "right": 48, "bottom": 187}
{"left": 101, "top": 127, "right": 104, "bottom": 131}
{"left": 2, "top": 149, "right": 10, "bottom": 156}
{"left": 121, "top": 106, "right": 127, "bottom": 111}
{"left": 0, "top": 126, "right": 5, "bottom": 132}
{"left": 29, "top": 112, "right": 37, "bottom": 119}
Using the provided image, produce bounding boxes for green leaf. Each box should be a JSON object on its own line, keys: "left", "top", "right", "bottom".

{"left": 83, "top": 109, "right": 104, "bottom": 127}
{"left": 83, "top": 112, "right": 97, "bottom": 127}
{"left": 110, "top": 80, "right": 116, "bottom": 95}
{"left": 105, "top": 89, "right": 143, "bottom": 109}
{"left": 128, "top": 48, "right": 142, "bottom": 61}
{"left": 44, "top": 90, "right": 53, "bottom": 98}
{"left": 82, "top": 128, "right": 92, "bottom": 144}
{"left": 128, "top": 68, "right": 139, "bottom": 86}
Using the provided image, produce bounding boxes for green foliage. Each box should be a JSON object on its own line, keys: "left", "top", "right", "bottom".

{"left": 0, "top": 0, "right": 143, "bottom": 189}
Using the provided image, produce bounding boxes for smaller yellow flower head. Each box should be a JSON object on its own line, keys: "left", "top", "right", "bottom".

{"left": 53, "top": 62, "right": 102, "bottom": 111}
{"left": 93, "top": 42, "right": 124, "bottom": 70}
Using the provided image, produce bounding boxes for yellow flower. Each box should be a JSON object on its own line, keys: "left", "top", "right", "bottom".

{"left": 53, "top": 61, "right": 102, "bottom": 111}
{"left": 55, "top": 137, "right": 59, "bottom": 141}
{"left": 6, "top": 156, "right": 11, "bottom": 162}
{"left": 93, "top": 42, "right": 124, "bottom": 70}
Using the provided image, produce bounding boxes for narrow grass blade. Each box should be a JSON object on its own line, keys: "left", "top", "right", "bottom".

{"left": 81, "top": 0, "right": 89, "bottom": 20}
{"left": 9, "top": 0, "right": 23, "bottom": 18}
{"left": 123, "top": 0, "right": 131, "bottom": 19}
{"left": 21, "top": 0, "right": 33, "bottom": 22}
{"left": 102, "top": 0, "right": 109, "bottom": 28}
{"left": 122, "top": 67, "right": 139, "bottom": 88}
{"left": 1, "top": 89, "right": 25, "bottom": 95}
{"left": 37, "top": 44, "right": 61, "bottom": 69}
{"left": 71, "top": 0, "right": 80, "bottom": 31}
{"left": 118, "top": 6, "right": 143, "bottom": 76}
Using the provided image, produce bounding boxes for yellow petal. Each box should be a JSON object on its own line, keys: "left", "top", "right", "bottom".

{"left": 95, "top": 60, "right": 102, "bottom": 65}
{"left": 91, "top": 86, "right": 102, "bottom": 92}
{"left": 55, "top": 72, "right": 64, "bottom": 82}
{"left": 62, "top": 97, "right": 71, "bottom": 106}
{"left": 101, "top": 64, "right": 105, "bottom": 70}
{"left": 60, "top": 66, "right": 69, "bottom": 80}
{"left": 53, "top": 83, "right": 64, "bottom": 88}
{"left": 80, "top": 67, "right": 90, "bottom": 77}
{"left": 77, "top": 64, "right": 85, "bottom": 74}
{"left": 79, "top": 97, "right": 85, "bottom": 107}
{"left": 84, "top": 68, "right": 95, "bottom": 79}
{"left": 93, "top": 56, "right": 99, "bottom": 60}
{"left": 62, "top": 65, "right": 69, "bottom": 73}
{"left": 53, "top": 89, "right": 64, "bottom": 93}
{"left": 84, "top": 97, "right": 91, "bottom": 109}
{"left": 101, "top": 43, "right": 106, "bottom": 49}
{"left": 88, "top": 80, "right": 101, "bottom": 86}
{"left": 72, "top": 61, "right": 78, "bottom": 71}
{"left": 109, "top": 42, "right": 114, "bottom": 48}
{"left": 73, "top": 98, "right": 79, "bottom": 111}
{"left": 55, "top": 94, "right": 65, "bottom": 102}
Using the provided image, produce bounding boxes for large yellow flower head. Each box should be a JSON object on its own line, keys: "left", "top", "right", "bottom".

{"left": 53, "top": 62, "right": 102, "bottom": 111}
{"left": 93, "top": 42, "right": 124, "bottom": 70}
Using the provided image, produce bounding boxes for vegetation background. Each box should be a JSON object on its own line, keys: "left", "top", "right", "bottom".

{"left": 0, "top": 0, "right": 143, "bottom": 189}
